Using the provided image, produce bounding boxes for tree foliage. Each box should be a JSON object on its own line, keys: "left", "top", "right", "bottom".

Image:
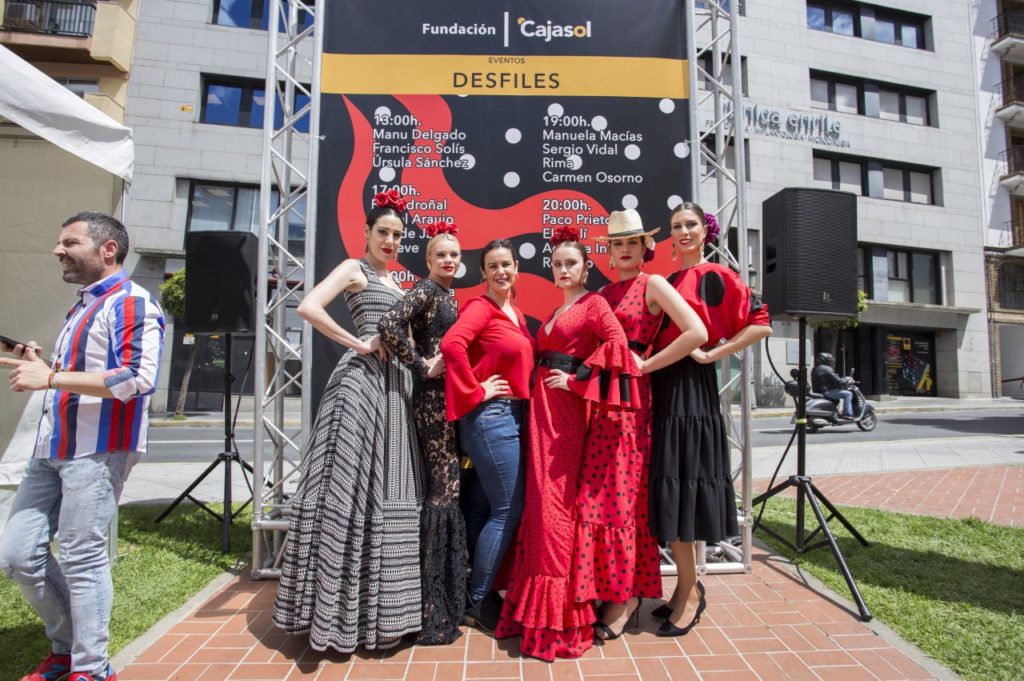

{"left": 159, "top": 268, "right": 186, "bottom": 320}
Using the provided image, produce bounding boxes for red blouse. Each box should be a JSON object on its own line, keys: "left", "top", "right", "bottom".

{"left": 440, "top": 295, "right": 535, "bottom": 421}
{"left": 653, "top": 262, "right": 771, "bottom": 354}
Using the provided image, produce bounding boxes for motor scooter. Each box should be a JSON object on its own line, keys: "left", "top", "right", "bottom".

{"left": 785, "top": 369, "right": 877, "bottom": 432}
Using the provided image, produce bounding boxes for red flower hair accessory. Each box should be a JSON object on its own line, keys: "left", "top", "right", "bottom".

{"left": 373, "top": 188, "right": 408, "bottom": 214}
{"left": 550, "top": 225, "right": 582, "bottom": 246}
{"left": 422, "top": 221, "right": 459, "bottom": 238}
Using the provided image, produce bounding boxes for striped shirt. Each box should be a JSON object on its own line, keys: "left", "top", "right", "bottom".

{"left": 34, "top": 270, "right": 166, "bottom": 460}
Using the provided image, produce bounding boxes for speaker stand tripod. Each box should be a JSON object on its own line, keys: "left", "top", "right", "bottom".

{"left": 156, "top": 333, "right": 254, "bottom": 553}
{"left": 752, "top": 317, "right": 872, "bottom": 621}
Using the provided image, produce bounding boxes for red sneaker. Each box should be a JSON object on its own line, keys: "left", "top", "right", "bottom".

{"left": 66, "top": 667, "right": 116, "bottom": 681}
{"left": 19, "top": 653, "right": 71, "bottom": 681}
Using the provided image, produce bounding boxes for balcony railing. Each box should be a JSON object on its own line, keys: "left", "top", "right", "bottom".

{"left": 1001, "top": 76, "right": 1024, "bottom": 108}
{"left": 2, "top": 1, "right": 96, "bottom": 38}
{"left": 1003, "top": 220, "right": 1024, "bottom": 250}
{"left": 994, "top": 9, "right": 1024, "bottom": 40}
{"left": 1001, "top": 146, "right": 1024, "bottom": 177}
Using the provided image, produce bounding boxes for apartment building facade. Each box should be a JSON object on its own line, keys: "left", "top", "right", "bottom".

{"left": 977, "top": 0, "right": 1024, "bottom": 398}
{"left": 704, "top": 0, "right": 991, "bottom": 398}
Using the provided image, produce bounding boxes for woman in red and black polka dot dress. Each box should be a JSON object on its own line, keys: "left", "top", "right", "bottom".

{"left": 577, "top": 210, "right": 708, "bottom": 641}
{"left": 494, "top": 231, "right": 642, "bottom": 661}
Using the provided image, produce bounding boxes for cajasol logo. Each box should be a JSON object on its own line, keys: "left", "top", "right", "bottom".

{"left": 517, "top": 16, "right": 592, "bottom": 41}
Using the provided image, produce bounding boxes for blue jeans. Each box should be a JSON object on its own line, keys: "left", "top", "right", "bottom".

{"left": 823, "top": 388, "right": 854, "bottom": 416}
{"left": 459, "top": 398, "right": 525, "bottom": 603}
{"left": 0, "top": 453, "right": 138, "bottom": 676}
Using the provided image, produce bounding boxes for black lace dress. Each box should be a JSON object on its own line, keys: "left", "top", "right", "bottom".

{"left": 379, "top": 277, "right": 468, "bottom": 645}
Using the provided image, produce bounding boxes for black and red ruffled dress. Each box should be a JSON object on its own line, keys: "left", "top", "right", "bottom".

{"left": 649, "top": 263, "right": 771, "bottom": 544}
{"left": 494, "top": 292, "right": 640, "bottom": 661}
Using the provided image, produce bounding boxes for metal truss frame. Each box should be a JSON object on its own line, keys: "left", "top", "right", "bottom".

{"left": 677, "top": 0, "right": 754, "bottom": 575}
{"left": 250, "top": 0, "right": 750, "bottom": 579}
{"left": 251, "top": 0, "right": 322, "bottom": 579}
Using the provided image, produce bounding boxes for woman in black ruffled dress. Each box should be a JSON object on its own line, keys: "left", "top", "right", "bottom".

{"left": 379, "top": 222, "right": 468, "bottom": 645}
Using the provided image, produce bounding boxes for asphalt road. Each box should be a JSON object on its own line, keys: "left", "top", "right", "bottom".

{"left": 144, "top": 408, "right": 1022, "bottom": 464}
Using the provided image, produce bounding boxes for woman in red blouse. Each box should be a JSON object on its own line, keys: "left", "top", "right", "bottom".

{"left": 649, "top": 202, "right": 772, "bottom": 637}
{"left": 440, "top": 239, "right": 534, "bottom": 633}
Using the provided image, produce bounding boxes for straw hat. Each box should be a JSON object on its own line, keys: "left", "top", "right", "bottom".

{"left": 595, "top": 209, "right": 661, "bottom": 242}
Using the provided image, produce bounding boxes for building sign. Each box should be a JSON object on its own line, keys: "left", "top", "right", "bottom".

{"left": 715, "top": 102, "right": 850, "bottom": 148}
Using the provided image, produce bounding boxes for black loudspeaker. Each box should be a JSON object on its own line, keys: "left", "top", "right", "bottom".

{"left": 762, "top": 187, "right": 858, "bottom": 319}
{"left": 184, "top": 231, "right": 257, "bottom": 334}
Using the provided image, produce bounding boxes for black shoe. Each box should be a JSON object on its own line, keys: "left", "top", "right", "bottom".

{"left": 593, "top": 598, "right": 642, "bottom": 642}
{"left": 651, "top": 603, "right": 672, "bottom": 618}
{"left": 464, "top": 591, "right": 503, "bottom": 633}
{"left": 655, "top": 582, "right": 706, "bottom": 637}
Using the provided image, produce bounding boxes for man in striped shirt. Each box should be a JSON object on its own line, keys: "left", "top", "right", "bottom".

{"left": 0, "top": 212, "right": 165, "bottom": 681}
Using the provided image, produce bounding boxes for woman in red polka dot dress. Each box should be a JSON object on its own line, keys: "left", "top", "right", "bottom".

{"left": 577, "top": 210, "right": 708, "bottom": 641}
{"left": 494, "top": 228, "right": 641, "bottom": 661}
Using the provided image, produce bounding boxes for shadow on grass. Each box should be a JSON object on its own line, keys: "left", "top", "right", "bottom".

{"left": 119, "top": 502, "right": 251, "bottom": 568}
{"left": 755, "top": 500, "right": 1024, "bottom": 618}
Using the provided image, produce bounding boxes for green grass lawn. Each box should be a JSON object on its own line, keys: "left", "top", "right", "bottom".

{"left": 1, "top": 504, "right": 250, "bottom": 680}
{"left": 755, "top": 498, "right": 1024, "bottom": 681}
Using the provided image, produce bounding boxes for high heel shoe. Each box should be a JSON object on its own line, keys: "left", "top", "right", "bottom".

{"left": 594, "top": 598, "right": 642, "bottom": 642}
{"left": 651, "top": 603, "right": 672, "bottom": 618}
{"left": 655, "top": 582, "right": 706, "bottom": 637}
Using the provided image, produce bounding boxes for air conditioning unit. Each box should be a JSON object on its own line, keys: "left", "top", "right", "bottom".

{"left": 4, "top": 2, "right": 42, "bottom": 29}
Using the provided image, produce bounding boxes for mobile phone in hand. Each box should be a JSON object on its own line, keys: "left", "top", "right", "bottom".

{"left": 0, "top": 334, "right": 27, "bottom": 351}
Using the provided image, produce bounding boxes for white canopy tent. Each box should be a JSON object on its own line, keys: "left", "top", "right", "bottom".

{"left": 0, "top": 44, "right": 133, "bottom": 180}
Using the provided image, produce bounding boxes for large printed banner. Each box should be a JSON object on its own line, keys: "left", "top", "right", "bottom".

{"left": 314, "top": 0, "right": 691, "bottom": 392}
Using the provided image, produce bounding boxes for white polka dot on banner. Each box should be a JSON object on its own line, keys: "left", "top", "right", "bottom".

{"left": 668, "top": 194, "right": 684, "bottom": 209}
{"left": 504, "top": 172, "right": 520, "bottom": 188}
{"left": 460, "top": 154, "right": 476, "bottom": 169}
{"left": 378, "top": 167, "right": 396, "bottom": 182}
{"left": 624, "top": 144, "right": 641, "bottom": 160}
{"left": 505, "top": 128, "right": 522, "bottom": 144}
{"left": 374, "top": 106, "right": 391, "bottom": 119}
{"left": 568, "top": 154, "right": 583, "bottom": 170}
{"left": 519, "top": 242, "right": 536, "bottom": 259}
{"left": 622, "top": 194, "right": 638, "bottom": 209}
{"left": 455, "top": 263, "right": 467, "bottom": 278}
{"left": 674, "top": 142, "right": 690, "bottom": 158}
{"left": 457, "top": 93, "right": 468, "bottom": 98}
{"left": 591, "top": 116, "right": 608, "bottom": 131}
{"left": 659, "top": 99, "right": 676, "bottom": 114}
{"left": 547, "top": 103, "right": 564, "bottom": 118}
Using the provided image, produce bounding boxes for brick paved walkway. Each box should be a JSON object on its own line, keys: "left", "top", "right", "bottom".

{"left": 757, "top": 464, "right": 1022, "bottom": 527}
{"left": 117, "top": 556, "right": 939, "bottom": 681}
{"left": 114, "top": 463, "right": 1024, "bottom": 680}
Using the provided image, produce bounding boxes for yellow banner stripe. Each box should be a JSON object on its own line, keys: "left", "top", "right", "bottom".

{"left": 321, "top": 54, "right": 687, "bottom": 98}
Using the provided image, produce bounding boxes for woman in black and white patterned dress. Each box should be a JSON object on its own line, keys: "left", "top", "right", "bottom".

{"left": 273, "top": 194, "right": 424, "bottom": 652}
{"left": 379, "top": 222, "right": 467, "bottom": 645}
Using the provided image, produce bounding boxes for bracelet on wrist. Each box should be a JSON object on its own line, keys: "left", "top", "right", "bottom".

{"left": 48, "top": 370, "right": 61, "bottom": 390}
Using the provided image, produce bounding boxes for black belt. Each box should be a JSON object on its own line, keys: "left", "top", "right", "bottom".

{"left": 536, "top": 350, "right": 583, "bottom": 373}
{"left": 628, "top": 340, "right": 650, "bottom": 354}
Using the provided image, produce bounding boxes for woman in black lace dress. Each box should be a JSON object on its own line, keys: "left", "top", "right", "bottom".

{"left": 379, "top": 222, "right": 467, "bottom": 645}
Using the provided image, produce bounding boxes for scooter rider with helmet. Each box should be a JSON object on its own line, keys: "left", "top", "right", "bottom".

{"left": 811, "top": 353, "right": 854, "bottom": 419}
